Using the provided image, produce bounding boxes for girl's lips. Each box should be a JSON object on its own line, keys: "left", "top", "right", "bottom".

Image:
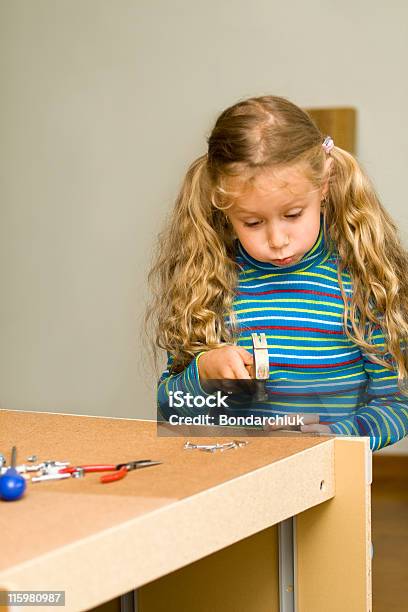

{"left": 271, "top": 256, "right": 294, "bottom": 265}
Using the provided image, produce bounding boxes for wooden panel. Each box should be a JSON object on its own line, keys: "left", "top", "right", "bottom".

{"left": 0, "top": 408, "right": 331, "bottom": 572}
{"left": 139, "top": 526, "right": 279, "bottom": 612}
{"left": 88, "top": 597, "right": 120, "bottom": 612}
{"left": 296, "top": 437, "right": 371, "bottom": 611}
{"left": 0, "top": 409, "right": 334, "bottom": 611}
{"left": 305, "top": 107, "right": 356, "bottom": 154}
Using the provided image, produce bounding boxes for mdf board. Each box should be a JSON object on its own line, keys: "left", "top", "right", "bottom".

{"left": 296, "top": 437, "right": 372, "bottom": 611}
{"left": 138, "top": 525, "right": 280, "bottom": 612}
{"left": 0, "top": 410, "right": 370, "bottom": 611}
{"left": 136, "top": 437, "right": 371, "bottom": 612}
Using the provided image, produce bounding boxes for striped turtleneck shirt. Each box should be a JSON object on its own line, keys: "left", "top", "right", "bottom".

{"left": 157, "top": 214, "right": 408, "bottom": 451}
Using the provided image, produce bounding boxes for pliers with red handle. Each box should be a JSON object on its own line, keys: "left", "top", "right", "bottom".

{"left": 58, "top": 459, "right": 162, "bottom": 483}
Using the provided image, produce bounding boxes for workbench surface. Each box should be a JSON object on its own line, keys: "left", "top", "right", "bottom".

{"left": 0, "top": 409, "right": 337, "bottom": 610}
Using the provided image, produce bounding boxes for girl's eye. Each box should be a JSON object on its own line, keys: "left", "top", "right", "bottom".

{"left": 243, "top": 212, "right": 302, "bottom": 227}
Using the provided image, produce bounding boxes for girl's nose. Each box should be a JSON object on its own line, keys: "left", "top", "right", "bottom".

{"left": 267, "top": 226, "right": 290, "bottom": 250}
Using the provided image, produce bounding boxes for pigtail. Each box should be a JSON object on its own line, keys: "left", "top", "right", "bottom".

{"left": 325, "top": 146, "right": 408, "bottom": 389}
{"left": 143, "top": 154, "right": 241, "bottom": 376}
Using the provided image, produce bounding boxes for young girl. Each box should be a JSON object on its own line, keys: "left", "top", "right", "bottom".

{"left": 144, "top": 94, "right": 408, "bottom": 451}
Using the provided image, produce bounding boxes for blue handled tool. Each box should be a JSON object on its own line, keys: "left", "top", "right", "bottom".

{"left": 0, "top": 446, "right": 27, "bottom": 501}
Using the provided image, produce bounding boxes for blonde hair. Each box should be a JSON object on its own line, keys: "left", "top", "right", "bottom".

{"left": 143, "top": 95, "right": 408, "bottom": 393}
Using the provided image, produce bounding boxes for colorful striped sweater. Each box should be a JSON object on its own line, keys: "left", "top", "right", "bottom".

{"left": 157, "top": 214, "right": 408, "bottom": 451}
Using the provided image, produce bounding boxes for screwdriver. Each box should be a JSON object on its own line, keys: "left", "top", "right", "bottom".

{"left": 0, "top": 446, "right": 27, "bottom": 501}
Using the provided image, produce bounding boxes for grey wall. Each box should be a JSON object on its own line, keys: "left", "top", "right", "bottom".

{"left": 1, "top": 1, "right": 407, "bottom": 452}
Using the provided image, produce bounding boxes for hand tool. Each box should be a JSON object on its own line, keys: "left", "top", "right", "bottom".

{"left": 251, "top": 332, "right": 269, "bottom": 401}
{"left": 0, "top": 447, "right": 27, "bottom": 501}
{"left": 58, "top": 459, "right": 162, "bottom": 483}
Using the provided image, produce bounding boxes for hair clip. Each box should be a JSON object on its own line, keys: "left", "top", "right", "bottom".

{"left": 322, "top": 136, "right": 334, "bottom": 154}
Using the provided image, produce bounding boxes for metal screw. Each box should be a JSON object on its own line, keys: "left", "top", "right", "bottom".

{"left": 184, "top": 440, "right": 248, "bottom": 452}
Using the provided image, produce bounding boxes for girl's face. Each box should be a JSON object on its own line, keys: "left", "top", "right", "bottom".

{"left": 225, "top": 161, "right": 331, "bottom": 266}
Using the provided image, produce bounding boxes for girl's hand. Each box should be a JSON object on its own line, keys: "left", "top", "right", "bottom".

{"left": 198, "top": 345, "right": 254, "bottom": 380}
{"left": 263, "top": 413, "right": 320, "bottom": 432}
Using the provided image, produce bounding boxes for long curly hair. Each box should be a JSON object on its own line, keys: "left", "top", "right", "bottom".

{"left": 143, "top": 95, "right": 408, "bottom": 392}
